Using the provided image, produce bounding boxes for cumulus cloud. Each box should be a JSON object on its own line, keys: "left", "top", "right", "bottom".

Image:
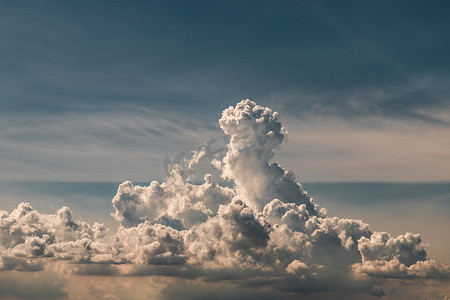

{"left": 1, "top": 100, "right": 448, "bottom": 298}
{"left": 0, "top": 202, "right": 109, "bottom": 264}
{"left": 217, "top": 100, "right": 318, "bottom": 214}
{"left": 112, "top": 171, "right": 234, "bottom": 229}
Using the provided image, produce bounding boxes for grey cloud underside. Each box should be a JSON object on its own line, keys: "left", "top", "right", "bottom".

{"left": 1, "top": 100, "right": 448, "bottom": 297}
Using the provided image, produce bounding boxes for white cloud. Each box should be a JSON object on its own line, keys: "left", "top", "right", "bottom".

{"left": 0, "top": 202, "right": 109, "bottom": 263}
{"left": 0, "top": 100, "right": 448, "bottom": 299}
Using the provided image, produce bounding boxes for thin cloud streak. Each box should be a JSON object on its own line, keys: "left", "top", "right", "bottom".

{"left": 0, "top": 107, "right": 220, "bottom": 182}
{"left": 278, "top": 114, "right": 450, "bottom": 182}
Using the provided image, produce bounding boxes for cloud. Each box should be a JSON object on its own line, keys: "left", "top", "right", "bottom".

{"left": 0, "top": 256, "right": 44, "bottom": 272}
{"left": 0, "top": 202, "right": 110, "bottom": 263}
{"left": 112, "top": 172, "right": 234, "bottom": 229}
{"left": 277, "top": 115, "right": 450, "bottom": 182}
{"left": 113, "top": 222, "right": 186, "bottom": 265}
{"left": 266, "top": 75, "right": 450, "bottom": 125}
{"left": 0, "top": 100, "right": 448, "bottom": 299}
{"left": 0, "top": 107, "right": 219, "bottom": 182}
{"left": 0, "top": 270, "right": 67, "bottom": 299}
{"left": 358, "top": 232, "right": 427, "bottom": 266}
{"left": 353, "top": 257, "right": 450, "bottom": 280}
{"left": 217, "top": 100, "right": 318, "bottom": 213}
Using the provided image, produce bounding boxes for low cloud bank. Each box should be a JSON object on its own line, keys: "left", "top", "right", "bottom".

{"left": 1, "top": 100, "right": 448, "bottom": 298}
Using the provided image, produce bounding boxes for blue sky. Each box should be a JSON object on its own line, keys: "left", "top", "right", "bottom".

{"left": 0, "top": 2, "right": 450, "bottom": 299}
{"left": 2, "top": 0, "right": 450, "bottom": 115}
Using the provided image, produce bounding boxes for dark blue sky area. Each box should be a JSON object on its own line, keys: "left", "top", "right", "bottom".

{"left": 1, "top": 0, "right": 449, "bottom": 118}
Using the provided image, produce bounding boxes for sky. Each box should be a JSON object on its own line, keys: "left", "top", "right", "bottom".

{"left": 0, "top": 1, "right": 450, "bottom": 299}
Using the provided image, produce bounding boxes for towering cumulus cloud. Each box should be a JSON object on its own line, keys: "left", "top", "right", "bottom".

{"left": 1, "top": 100, "right": 449, "bottom": 299}
{"left": 218, "top": 100, "right": 319, "bottom": 214}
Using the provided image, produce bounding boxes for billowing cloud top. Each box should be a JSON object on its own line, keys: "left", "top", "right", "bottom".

{"left": 1, "top": 100, "right": 449, "bottom": 298}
